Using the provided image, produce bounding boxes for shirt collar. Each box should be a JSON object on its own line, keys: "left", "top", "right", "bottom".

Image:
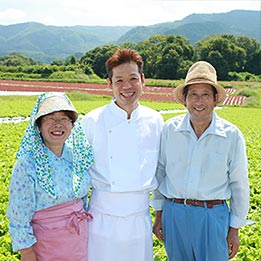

{"left": 109, "top": 99, "right": 140, "bottom": 120}
{"left": 46, "top": 143, "right": 72, "bottom": 164}
{"left": 176, "top": 112, "right": 227, "bottom": 138}
{"left": 208, "top": 112, "right": 227, "bottom": 138}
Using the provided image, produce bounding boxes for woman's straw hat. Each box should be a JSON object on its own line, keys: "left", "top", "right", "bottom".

{"left": 35, "top": 94, "right": 78, "bottom": 122}
{"left": 174, "top": 61, "right": 227, "bottom": 105}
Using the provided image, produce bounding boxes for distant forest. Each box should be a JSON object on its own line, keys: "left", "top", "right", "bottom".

{"left": 0, "top": 10, "right": 260, "bottom": 63}
{"left": 0, "top": 34, "right": 260, "bottom": 82}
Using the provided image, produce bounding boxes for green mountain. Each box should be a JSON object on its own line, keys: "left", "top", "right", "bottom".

{"left": 0, "top": 10, "right": 259, "bottom": 63}
{"left": 0, "top": 23, "right": 133, "bottom": 63}
{"left": 117, "top": 10, "right": 261, "bottom": 44}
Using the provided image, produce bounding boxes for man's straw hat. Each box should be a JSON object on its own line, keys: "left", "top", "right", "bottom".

{"left": 174, "top": 61, "right": 227, "bottom": 105}
{"left": 35, "top": 94, "right": 78, "bottom": 122}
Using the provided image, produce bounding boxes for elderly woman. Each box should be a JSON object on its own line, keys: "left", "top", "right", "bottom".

{"left": 7, "top": 92, "right": 94, "bottom": 261}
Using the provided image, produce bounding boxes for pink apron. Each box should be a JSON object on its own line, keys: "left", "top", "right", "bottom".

{"left": 31, "top": 199, "right": 93, "bottom": 261}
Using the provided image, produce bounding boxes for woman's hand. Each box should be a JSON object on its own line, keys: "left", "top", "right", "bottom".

{"left": 20, "top": 246, "right": 37, "bottom": 261}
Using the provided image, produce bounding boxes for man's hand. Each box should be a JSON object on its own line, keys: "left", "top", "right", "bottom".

{"left": 153, "top": 211, "right": 164, "bottom": 241}
{"left": 227, "top": 227, "right": 240, "bottom": 259}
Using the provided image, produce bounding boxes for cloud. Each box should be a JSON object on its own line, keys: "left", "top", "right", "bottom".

{"left": 63, "top": 0, "right": 155, "bottom": 26}
{"left": 0, "top": 8, "right": 27, "bottom": 22}
{"left": 0, "top": 0, "right": 260, "bottom": 26}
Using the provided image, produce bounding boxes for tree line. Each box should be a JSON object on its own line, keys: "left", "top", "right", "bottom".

{"left": 0, "top": 34, "right": 260, "bottom": 82}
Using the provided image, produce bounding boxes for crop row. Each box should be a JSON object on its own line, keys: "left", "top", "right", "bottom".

{"left": 0, "top": 79, "right": 246, "bottom": 105}
{"left": 0, "top": 102, "right": 260, "bottom": 260}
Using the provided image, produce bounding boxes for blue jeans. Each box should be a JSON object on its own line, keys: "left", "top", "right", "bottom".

{"left": 162, "top": 199, "right": 230, "bottom": 261}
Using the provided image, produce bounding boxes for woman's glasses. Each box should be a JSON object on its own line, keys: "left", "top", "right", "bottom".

{"left": 42, "top": 116, "right": 72, "bottom": 125}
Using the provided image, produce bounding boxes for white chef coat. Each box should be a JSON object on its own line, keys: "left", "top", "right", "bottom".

{"left": 81, "top": 100, "right": 163, "bottom": 261}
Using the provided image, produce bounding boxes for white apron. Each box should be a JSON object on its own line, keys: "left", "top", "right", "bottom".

{"left": 87, "top": 189, "right": 153, "bottom": 261}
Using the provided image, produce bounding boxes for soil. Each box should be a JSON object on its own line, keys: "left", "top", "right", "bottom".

{"left": 0, "top": 79, "right": 246, "bottom": 105}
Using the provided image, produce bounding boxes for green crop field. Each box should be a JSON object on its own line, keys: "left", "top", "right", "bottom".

{"left": 0, "top": 94, "right": 260, "bottom": 260}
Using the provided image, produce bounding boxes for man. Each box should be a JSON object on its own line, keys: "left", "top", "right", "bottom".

{"left": 152, "top": 61, "right": 250, "bottom": 260}
{"left": 81, "top": 48, "right": 163, "bottom": 261}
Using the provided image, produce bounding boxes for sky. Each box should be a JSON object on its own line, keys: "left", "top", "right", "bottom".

{"left": 0, "top": 0, "right": 260, "bottom": 27}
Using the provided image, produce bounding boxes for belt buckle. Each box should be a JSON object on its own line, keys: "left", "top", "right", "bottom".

{"left": 184, "top": 199, "right": 187, "bottom": 205}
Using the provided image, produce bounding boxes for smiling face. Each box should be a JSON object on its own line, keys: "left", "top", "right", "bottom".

{"left": 108, "top": 61, "right": 145, "bottom": 118}
{"left": 185, "top": 83, "right": 218, "bottom": 126}
{"left": 39, "top": 111, "right": 73, "bottom": 156}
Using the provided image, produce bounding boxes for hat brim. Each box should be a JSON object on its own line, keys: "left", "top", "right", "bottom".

{"left": 34, "top": 96, "right": 78, "bottom": 123}
{"left": 174, "top": 79, "right": 227, "bottom": 105}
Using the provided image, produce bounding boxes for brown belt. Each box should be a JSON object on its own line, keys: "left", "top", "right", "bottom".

{"left": 167, "top": 198, "right": 224, "bottom": 209}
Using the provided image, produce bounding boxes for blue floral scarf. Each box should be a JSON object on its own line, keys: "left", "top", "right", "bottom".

{"left": 16, "top": 92, "right": 94, "bottom": 198}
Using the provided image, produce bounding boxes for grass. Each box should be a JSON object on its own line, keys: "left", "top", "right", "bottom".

{"left": 0, "top": 97, "right": 260, "bottom": 260}
{"left": 0, "top": 92, "right": 185, "bottom": 118}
